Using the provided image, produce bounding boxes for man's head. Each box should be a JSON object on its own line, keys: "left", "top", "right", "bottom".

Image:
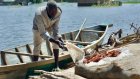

{"left": 46, "top": 0, "right": 57, "bottom": 19}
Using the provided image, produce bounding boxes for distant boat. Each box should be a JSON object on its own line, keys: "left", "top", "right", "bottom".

{"left": 0, "top": 24, "right": 112, "bottom": 79}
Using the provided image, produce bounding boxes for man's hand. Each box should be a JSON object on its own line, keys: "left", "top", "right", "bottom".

{"left": 58, "top": 37, "right": 68, "bottom": 51}
{"left": 49, "top": 38, "right": 62, "bottom": 47}
{"left": 58, "top": 37, "right": 65, "bottom": 44}
{"left": 49, "top": 38, "right": 68, "bottom": 51}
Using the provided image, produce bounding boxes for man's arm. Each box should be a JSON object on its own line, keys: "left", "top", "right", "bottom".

{"left": 51, "top": 18, "right": 68, "bottom": 51}
{"left": 34, "top": 14, "right": 51, "bottom": 40}
{"left": 52, "top": 18, "right": 60, "bottom": 40}
{"left": 34, "top": 14, "right": 64, "bottom": 49}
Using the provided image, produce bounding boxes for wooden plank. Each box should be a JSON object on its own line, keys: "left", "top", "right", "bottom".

{"left": 79, "top": 32, "right": 83, "bottom": 42}
{"left": 0, "top": 53, "right": 71, "bottom": 79}
{"left": 0, "top": 51, "right": 52, "bottom": 58}
{"left": 74, "top": 18, "right": 86, "bottom": 41}
{"left": 15, "top": 48, "right": 20, "bottom": 52}
{"left": 26, "top": 44, "right": 32, "bottom": 53}
{"left": 82, "top": 30, "right": 104, "bottom": 33}
{"left": 15, "top": 48, "right": 24, "bottom": 63}
{"left": 83, "top": 25, "right": 109, "bottom": 51}
{"left": 0, "top": 53, "right": 70, "bottom": 72}
{"left": 1, "top": 51, "right": 8, "bottom": 65}
{"left": 26, "top": 44, "right": 33, "bottom": 61}
{"left": 70, "top": 32, "right": 74, "bottom": 40}
{"left": 40, "top": 50, "right": 45, "bottom": 60}
{"left": 65, "top": 40, "right": 91, "bottom": 45}
{"left": 62, "top": 34, "right": 66, "bottom": 40}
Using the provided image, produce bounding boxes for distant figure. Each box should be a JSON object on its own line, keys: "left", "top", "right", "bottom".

{"left": 32, "top": 0, "right": 65, "bottom": 70}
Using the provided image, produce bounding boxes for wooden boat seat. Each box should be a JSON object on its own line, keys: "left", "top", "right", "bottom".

{"left": 65, "top": 40, "right": 92, "bottom": 46}
{"left": 81, "top": 30, "right": 104, "bottom": 33}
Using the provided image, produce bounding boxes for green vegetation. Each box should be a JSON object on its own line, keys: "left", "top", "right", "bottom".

{"left": 30, "top": 0, "right": 43, "bottom": 3}
{"left": 120, "top": 0, "right": 140, "bottom": 3}
{"left": 124, "top": 2, "right": 140, "bottom": 4}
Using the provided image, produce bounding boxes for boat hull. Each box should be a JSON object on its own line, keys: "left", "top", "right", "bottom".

{"left": 0, "top": 24, "right": 112, "bottom": 79}
{"left": 0, "top": 54, "right": 72, "bottom": 79}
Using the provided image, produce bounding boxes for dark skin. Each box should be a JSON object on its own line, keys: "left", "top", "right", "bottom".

{"left": 46, "top": 7, "right": 67, "bottom": 70}
{"left": 46, "top": 7, "right": 59, "bottom": 70}
{"left": 46, "top": 7, "right": 68, "bottom": 51}
{"left": 47, "top": 7, "right": 57, "bottom": 19}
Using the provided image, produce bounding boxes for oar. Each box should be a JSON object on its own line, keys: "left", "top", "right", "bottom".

{"left": 74, "top": 18, "right": 87, "bottom": 41}
{"left": 65, "top": 42, "right": 85, "bottom": 63}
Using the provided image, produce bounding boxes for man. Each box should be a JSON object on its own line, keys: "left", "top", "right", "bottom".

{"left": 32, "top": 0, "right": 64, "bottom": 70}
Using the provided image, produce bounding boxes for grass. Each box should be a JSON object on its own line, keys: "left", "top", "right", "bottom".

{"left": 91, "top": 4, "right": 121, "bottom": 8}
{"left": 123, "top": 2, "right": 140, "bottom": 4}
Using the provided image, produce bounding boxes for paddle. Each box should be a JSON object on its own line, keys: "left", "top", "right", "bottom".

{"left": 74, "top": 18, "right": 87, "bottom": 41}
{"left": 63, "top": 18, "right": 87, "bottom": 63}
{"left": 65, "top": 42, "right": 85, "bottom": 63}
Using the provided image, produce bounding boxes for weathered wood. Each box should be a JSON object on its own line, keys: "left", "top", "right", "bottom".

{"left": 79, "top": 32, "right": 83, "bottom": 42}
{"left": 40, "top": 50, "right": 45, "bottom": 60}
{"left": 82, "top": 30, "right": 104, "bottom": 33}
{"left": 0, "top": 53, "right": 71, "bottom": 79}
{"left": 26, "top": 44, "right": 33, "bottom": 61}
{"left": 0, "top": 51, "right": 52, "bottom": 58}
{"left": 26, "top": 44, "right": 32, "bottom": 53}
{"left": 0, "top": 24, "right": 111, "bottom": 79}
{"left": 15, "top": 48, "right": 19, "bottom": 52}
{"left": 15, "top": 48, "right": 24, "bottom": 63}
{"left": 62, "top": 34, "right": 66, "bottom": 40}
{"left": 0, "top": 53, "right": 70, "bottom": 72}
{"left": 74, "top": 18, "right": 86, "bottom": 41}
{"left": 65, "top": 40, "right": 91, "bottom": 46}
{"left": 1, "top": 51, "right": 8, "bottom": 65}
{"left": 83, "top": 25, "right": 109, "bottom": 51}
{"left": 70, "top": 32, "right": 74, "bottom": 40}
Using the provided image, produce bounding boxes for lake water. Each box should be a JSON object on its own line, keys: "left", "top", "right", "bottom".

{"left": 0, "top": 3, "right": 140, "bottom": 50}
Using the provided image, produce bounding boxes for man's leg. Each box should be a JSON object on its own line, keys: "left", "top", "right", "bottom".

{"left": 33, "top": 30, "right": 42, "bottom": 61}
{"left": 53, "top": 49, "right": 59, "bottom": 69}
{"left": 52, "top": 42, "right": 60, "bottom": 70}
{"left": 32, "top": 55, "right": 39, "bottom": 61}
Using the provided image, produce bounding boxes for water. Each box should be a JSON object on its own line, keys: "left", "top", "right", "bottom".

{"left": 0, "top": 3, "right": 140, "bottom": 50}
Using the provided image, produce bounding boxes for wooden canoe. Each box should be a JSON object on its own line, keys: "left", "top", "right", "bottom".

{"left": 64, "top": 24, "right": 112, "bottom": 62}
{"left": 0, "top": 24, "right": 112, "bottom": 79}
{"left": 63, "top": 24, "right": 112, "bottom": 50}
